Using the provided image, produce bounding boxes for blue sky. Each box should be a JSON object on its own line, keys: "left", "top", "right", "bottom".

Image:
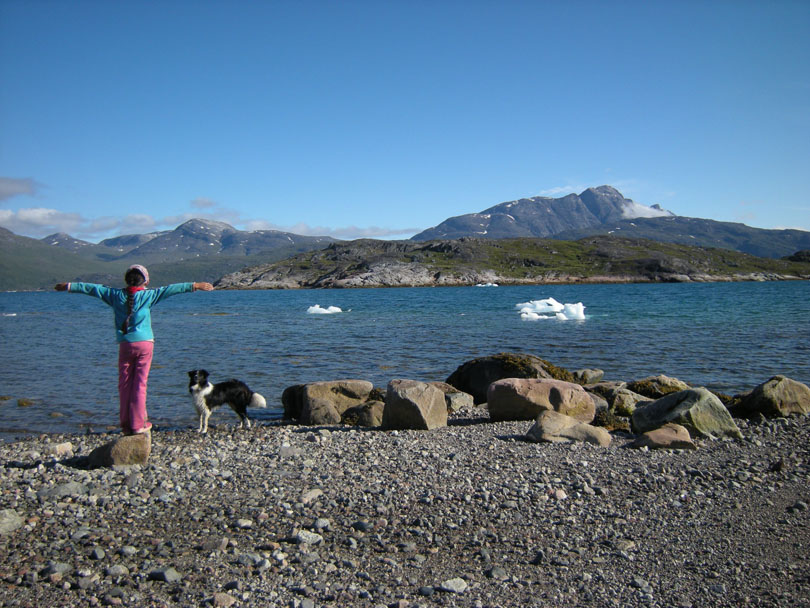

{"left": 1, "top": 0, "right": 808, "bottom": 241}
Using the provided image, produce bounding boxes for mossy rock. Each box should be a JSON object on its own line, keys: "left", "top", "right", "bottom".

{"left": 369, "top": 387, "right": 386, "bottom": 402}
{"left": 539, "top": 358, "right": 575, "bottom": 383}
{"left": 711, "top": 390, "right": 746, "bottom": 412}
{"left": 626, "top": 375, "right": 689, "bottom": 399}
{"left": 341, "top": 401, "right": 384, "bottom": 427}
{"left": 592, "top": 409, "right": 630, "bottom": 432}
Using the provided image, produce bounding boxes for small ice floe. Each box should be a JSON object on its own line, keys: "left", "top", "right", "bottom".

{"left": 307, "top": 305, "right": 343, "bottom": 315}
{"left": 475, "top": 282, "right": 499, "bottom": 287}
{"left": 516, "top": 297, "right": 586, "bottom": 321}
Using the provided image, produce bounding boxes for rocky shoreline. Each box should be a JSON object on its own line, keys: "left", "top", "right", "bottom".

{"left": 2, "top": 402, "right": 809, "bottom": 607}
{"left": 216, "top": 265, "right": 806, "bottom": 290}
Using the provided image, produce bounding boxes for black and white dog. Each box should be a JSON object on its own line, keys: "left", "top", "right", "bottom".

{"left": 188, "top": 369, "right": 266, "bottom": 433}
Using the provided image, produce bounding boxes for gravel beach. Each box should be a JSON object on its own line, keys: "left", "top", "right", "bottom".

{"left": 1, "top": 408, "right": 808, "bottom": 608}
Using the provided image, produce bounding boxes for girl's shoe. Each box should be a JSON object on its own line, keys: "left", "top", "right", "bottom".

{"left": 132, "top": 422, "right": 153, "bottom": 435}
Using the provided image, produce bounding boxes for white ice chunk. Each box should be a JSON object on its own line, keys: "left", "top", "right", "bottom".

{"left": 520, "top": 311, "right": 551, "bottom": 320}
{"left": 307, "top": 305, "right": 342, "bottom": 315}
{"left": 561, "top": 302, "right": 586, "bottom": 320}
{"left": 515, "top": 297, "right": 565, "bottom": 313}
{"left": 518, "top": 298, "right": 585, "bottom": 321}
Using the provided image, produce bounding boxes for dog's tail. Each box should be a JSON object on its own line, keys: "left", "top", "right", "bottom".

{"left": 250, "top": 392, "right": 267, "bottom": 408}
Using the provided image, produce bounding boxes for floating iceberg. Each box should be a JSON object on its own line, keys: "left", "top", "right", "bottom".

{"left": 516, "top": 297, "right": 585, "bottom": 321}
{"left": 307, "top": 305, "right": 343, "bottom": 315}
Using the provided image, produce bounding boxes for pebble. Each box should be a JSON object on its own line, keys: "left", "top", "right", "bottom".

{"left": 212, "top": 591, "right": 238, "bottom": 607}
{"left": 439, "top": 577, "right": 468, "bottom": 593}
{"left": 147, "top": 567, "right": 182, "bottom": 583}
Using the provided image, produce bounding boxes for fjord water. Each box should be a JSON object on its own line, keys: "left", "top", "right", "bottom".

{"left": 1, "top": 281, "right": 808, "bottom": 441}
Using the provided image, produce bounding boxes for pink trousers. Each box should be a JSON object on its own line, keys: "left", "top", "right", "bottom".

{"left": 118, "top": 340, "right": 154, "bottom": 434}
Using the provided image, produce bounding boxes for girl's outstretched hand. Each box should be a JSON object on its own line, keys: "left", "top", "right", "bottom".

{"left": 194, "top": 282, "right": 214, "bottom": 292}
{"left": 54, "top": 283, "right": 68, "bottom": 291}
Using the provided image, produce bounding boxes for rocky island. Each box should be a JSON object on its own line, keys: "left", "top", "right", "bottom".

{"left": 215, "top": 237, "right": 810, "bottom": 289}
{"left": 1, "top": 354, "right": 809, "bottom": 607}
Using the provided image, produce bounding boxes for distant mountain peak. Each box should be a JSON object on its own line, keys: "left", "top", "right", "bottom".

{"left": 584, "top": 185, "right": 621, "bottom": 196}
{"left": 412, "top": 185, "right": 671, "bottom": 241}
{"left": 176, "top": 218, "right": 236, "bottom": 233}
{"left": 41, "top": 233, "right": 92, "bottom": 250}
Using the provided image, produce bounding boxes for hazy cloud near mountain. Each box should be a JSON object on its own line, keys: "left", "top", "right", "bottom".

{"left": 244, "top": 220, "right": 420, "bottom": 239}
{"left": 621, "top": 201, "right": 674, "bottom": 219}
{"left": 0, "top": 207, "right": 84, "bottom": 236}
{"left": 0, "top": 203, "right": 420, "bottom": 241}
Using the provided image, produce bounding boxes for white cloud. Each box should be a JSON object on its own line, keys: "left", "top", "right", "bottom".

{"left": 244, "top": 219, "right": 419, "bottom": 239}
{"left": 0, "top": 191, "right": 421, "bottom": 242}
{"left": 0, "top": 177, "right": 39, "bottom": 202}
{"left": 0, "top": 207, "right": 84, "bottom": 236}
{"left": 621, "top": 201, "right": 674, "bottom": 219}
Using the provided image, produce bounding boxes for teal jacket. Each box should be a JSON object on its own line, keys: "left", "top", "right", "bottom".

{"left": 68, "top": 282, "right": 194, "bottom": 343}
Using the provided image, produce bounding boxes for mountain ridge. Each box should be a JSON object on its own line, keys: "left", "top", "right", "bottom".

{"left": 0, "top": 220, "right": 336, "bottom": 290}
{"left": 411, "top": 186, "right": 809, "bottom": 258}
{"left": 3, "top": 186, "right": 809, "bottom": 290}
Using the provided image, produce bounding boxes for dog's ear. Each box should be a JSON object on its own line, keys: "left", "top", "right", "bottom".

{"left": 188, "top": 370, "right": 195, "bottom": 378}
{"left": 200, "top": 369, "right": 208, "bottom": 378}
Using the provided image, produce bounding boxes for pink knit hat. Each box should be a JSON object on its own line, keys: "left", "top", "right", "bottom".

{"left": 126, "top": 264, "right": 149, "bottom": 285}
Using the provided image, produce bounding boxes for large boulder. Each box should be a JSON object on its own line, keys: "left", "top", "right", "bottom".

{"left": 87, "top": 433, "right": 151, "bottom": 468}
{"left": 382, "top": 380, "right": 448, "bottom": 430}
{"left": 631, "top": 388, "right": 742, "bottom": 439}
{"left": 631, "top": 423, "right": 697, "bottom": 450}
{"left": 611, "top": 388, "right": 651, "bottom": 416}
{"left": 487, "top": 378, "right": 595, "bottom": 423}
{"left": 428, "top": 382, "right": 474, "bottom": 412}
{"left": 282, "top": 380, "right": 374, "bottom": 425}
{"left": 526, "top": 410, "right": 611, "bottom": 446}
{"left": 626, "top": 375, "right": 690, "bottom": 399}
{"left": 446, "top": 353, "right": 573, "bottom": 404}
{"left": 733, "top": 376, "right": 810, "bottom": 418}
